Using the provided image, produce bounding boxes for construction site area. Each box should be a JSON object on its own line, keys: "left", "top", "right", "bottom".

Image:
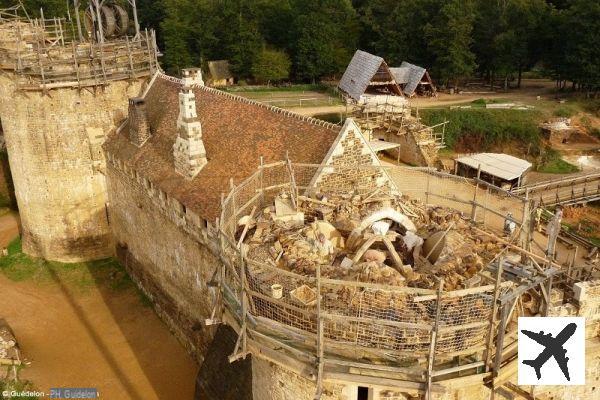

{"left": 216, "top": 161, "right": 600, "bottom": 400}
{"left": 0, "top": 2, "right": 599, "bottom": 400}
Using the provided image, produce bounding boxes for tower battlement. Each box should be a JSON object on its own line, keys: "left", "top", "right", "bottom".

{"left": 0, "top": 2, "right": 159, "bottom": 91}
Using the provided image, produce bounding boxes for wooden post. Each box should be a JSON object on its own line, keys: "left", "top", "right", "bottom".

{"left": 425, "top": 170, "right": 431, "bottom": 205}
{"left": 426, "top": 278, "right": 444, "bottom": 400}
{"left": 520, "top": 189, "right": 530, "bottom": 250}
{"left": 126, "top": 36, "right": 134, "bottom": 78}
{"left": 543, "top": 275, "right": 554, "bottom": 316}
{"left": 470, "top": 164, "right": 482, "bottom": 220}
{"left": 314, "top": 263, "right": 324, "bottom": 400}
{"left": 493, "top": 300, "right": 511, "bottom": 381}
{"left": 259, "top": 156, "right": 265, "bottom": 204}
{"left": 485, "top": 255, "right": 504, "bottom": 371}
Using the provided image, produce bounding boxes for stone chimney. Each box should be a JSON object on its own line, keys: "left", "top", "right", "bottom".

{"left": 182, "top": 67, "right": 204, "bottom": 87}
{"left": 172, "top": 69, "right": 208, "bottom": 180}
{"left": 128, "top": 97, "right": 151, "bottom": 147}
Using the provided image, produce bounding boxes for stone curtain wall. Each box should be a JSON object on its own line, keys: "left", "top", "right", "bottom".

{"left": 252, "top": 358, "right": 347, "bottom": 400}
{"left": 0, "top": 74, "right": 146, "bottom": 262}
{"left": 105, "top": 156, "right": 219, "bottom": 361}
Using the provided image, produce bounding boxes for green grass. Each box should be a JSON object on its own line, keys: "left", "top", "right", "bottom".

{"left": 224, "top": 83, "right": 330, "bottom": 93}
{"left": 553, "top": 105, "right": 578, "bottom": 118}
{"left": 536, "top": 148, "right": 580, "bottom": 174}
{"left": 470, "top": 98, "right": 511, "bottom": 107}
{"left": 0, "top": 238, "right": 146, "bottom": 301}
{"left": 420, "top": 108, "right": 543, "bottom": 151}
{"left": 0, "top": 375, "right": 39, "bottom": 400}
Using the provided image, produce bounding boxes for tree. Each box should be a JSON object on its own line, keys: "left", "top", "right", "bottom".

{"left": 251, "top": 48, "right": 291, "bottom": 83}
{"left": 290, "top": 0, "right": 359, "bottom": 81}
{"left": 425, "top": 0, "right": 477, "bottom": 87}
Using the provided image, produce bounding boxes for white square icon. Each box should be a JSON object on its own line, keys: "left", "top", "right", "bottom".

{"left": 518, "top": 317, "right": 585, "bottom": 385}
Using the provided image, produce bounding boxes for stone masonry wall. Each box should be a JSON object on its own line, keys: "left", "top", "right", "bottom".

{"left": 105, "top": 159, "right": 220, "bottom": 361}
{"left": 0, "top": 74, "right": 147, "bottom": 262}
{"left": 313, "top": 125, "right": 395, "bottom": 195}
{"left": 253, "top": 358, "right": 348, "bottom": 400}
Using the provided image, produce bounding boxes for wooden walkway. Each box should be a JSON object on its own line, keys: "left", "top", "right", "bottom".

{"left": 512, "top": 171, "right": 600, "bottom": 207}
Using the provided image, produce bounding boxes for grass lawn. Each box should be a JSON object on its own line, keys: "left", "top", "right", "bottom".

{"left": 0, "top": 376, "right": 39, "bottom": 400}
{"left": 0, "top": 238, "right": 149, "bottom": 304}
{"left": 224, "top": 84, "right": 342, "bottom": 108}
{"left": 536, "top": 157, "right": 580, "bottom": 174}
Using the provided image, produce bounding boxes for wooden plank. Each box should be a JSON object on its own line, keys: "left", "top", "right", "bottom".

{"left": 320, "top": 312, "right": 432, "bottom": 331}
{"left": 324, "top": 372, "right": 443, "bottom": 393}
{"left": 431, "top": 361, "right": 485, "bottom": 377}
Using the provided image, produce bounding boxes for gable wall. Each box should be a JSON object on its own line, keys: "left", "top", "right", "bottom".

{"left": 310, "top": 120, "right": 396, "bottom": 195}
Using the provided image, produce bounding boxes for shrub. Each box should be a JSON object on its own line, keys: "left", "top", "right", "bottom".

{"left": 420, "top": 108, "right": 542, "bottom": 151}
{"left": 553, "top": 106, "right": 576, "bottom": 118}
{"left": 536, "top": 147, "right": 579, "bottom": 174}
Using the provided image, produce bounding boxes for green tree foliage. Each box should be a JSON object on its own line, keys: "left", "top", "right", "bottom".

{"left": 251, "top": 48, "right": 291, "bottom": 83}
{"left": 6, "top": 0, "right": 597, "bottom": 89}
{"left": 546, "top": 0, "right": 600, "bottom": 94}
{"left": 291, "top": 0, "right": 359, "bottom": 81}
{"left": 424, "top": 0, "right": 477, "bottom": 87}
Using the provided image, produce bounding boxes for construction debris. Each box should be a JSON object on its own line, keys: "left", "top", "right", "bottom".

{"left": 243, "top": 189, "right": 502, "bottom": 291}
{"left": 0, "top": 319, "right": 20, "bottom": 365}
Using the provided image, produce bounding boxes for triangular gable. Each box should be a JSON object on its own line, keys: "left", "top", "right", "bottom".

{"left": 307, "top": 118, "right": 399, "bottom": 195}
{"left": 338, "top": 50, "right": 402, "bottom": 101}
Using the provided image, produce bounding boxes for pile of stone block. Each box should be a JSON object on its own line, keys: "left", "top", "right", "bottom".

{"left": 0, "top": 318, "right": 20, "bottom": 365}
{"left": 241, "top": 189, "right": 498, "bottom": 291}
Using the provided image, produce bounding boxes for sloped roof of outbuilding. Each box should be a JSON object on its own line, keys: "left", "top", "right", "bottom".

{"left": 456, "top": 153, "right": 532, "bottom": 181}
{"left": 338, "top": 50, "right": 389, "bottom": 101}
{"left": 391, "top": 62, "right": 428, "bottom": 96}
{"left": 389, "top": 67, "right": 411, "bottom": 84}
{"left": 104, "top": 73, "right": 341, "bottom": 221}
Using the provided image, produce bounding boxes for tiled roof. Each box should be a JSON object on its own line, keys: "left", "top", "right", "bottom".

{"left": 338, "top": 50, "right": 386, "bottom": 101}
{"left": 105, "top": 74, "right": 341, "bottom": 221}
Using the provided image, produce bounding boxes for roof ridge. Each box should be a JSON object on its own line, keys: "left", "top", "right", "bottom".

{"left": 156, "top": 72, "right": 340, "bottom": 131}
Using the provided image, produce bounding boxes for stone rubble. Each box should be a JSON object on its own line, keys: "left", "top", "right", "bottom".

{"left": 240, "top": 189, "right": 503, "bottom": 291}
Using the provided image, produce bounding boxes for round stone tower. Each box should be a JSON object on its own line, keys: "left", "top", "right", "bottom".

{"left": 0, "top": 5, "right": 159, "bottom": 262}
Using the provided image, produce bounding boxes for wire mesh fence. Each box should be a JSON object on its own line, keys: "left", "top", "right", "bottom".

{"left": 218, "top": 162, "right": 528, "bottom": 372}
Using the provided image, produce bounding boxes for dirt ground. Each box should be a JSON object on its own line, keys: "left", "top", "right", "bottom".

{"left": 289, "top": 79, "right": 564, "bottom": 116}
{"left": 0, "top": 214, "right": 198, "bottom": 400}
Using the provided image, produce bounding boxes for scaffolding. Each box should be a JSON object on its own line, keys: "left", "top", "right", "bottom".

{"left": 213, "top": 162, "right": 596, "bottom": 399}
{"left": 0, "top": 2, "right": 159, "bottom": 91}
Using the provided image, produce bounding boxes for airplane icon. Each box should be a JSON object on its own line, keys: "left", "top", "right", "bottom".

{"left": 520, "top": 322, "right": 577, "bottom": 381}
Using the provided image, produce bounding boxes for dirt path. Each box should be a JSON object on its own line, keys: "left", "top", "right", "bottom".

{"left": 0, "top": 273, "right": 198, "bottom": 399}
{"left": 289, "top": 79, "right": 561, "bottom": 117}
{"left": 0, "top": 214, "right": 198, "bottom": 399}
{"left": 0, "top": 211, "right": 19, "bottom": 248}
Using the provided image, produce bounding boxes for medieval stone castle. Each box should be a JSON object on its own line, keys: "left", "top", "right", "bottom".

{"left": 1, "top": 4, "right": 599, "bottom": 400}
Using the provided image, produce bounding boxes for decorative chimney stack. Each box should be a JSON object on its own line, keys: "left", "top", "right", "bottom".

{"left": 172, "top": 69, "right": 208, "bottom": 180}
{"left": 128, "top": 97, "right": 151, "bottom": 147}
{"left": 182, "top": 67, "right": 204, "bottom": 87}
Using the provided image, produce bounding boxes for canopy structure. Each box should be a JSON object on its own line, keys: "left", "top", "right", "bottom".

{"left": 369, "top": 140, "right": 402, "bottom": 164}
{"left": 338, "top": 50, "right": 403, "bottom": 101}
{"left": 455, "top": 153, "right": 532, "bottom": 182}
{"left": 390, "top": 62, "right": 436, "bottom": 97}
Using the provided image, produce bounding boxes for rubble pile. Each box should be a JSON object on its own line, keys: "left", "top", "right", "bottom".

{"left": 239, "top": 189, "right": 503, "bottom": 291}
{"left": 0, "top": 319, "right": 19, "bottom": 364}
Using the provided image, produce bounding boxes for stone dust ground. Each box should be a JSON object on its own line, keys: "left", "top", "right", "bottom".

{"left": 0, "top": 213, "right": 198, "bottom": 400}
